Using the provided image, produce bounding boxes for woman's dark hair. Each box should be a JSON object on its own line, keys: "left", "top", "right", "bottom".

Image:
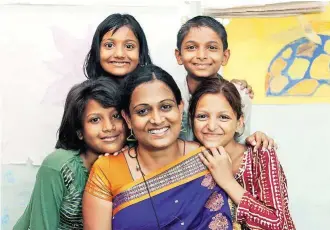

{"left": 177, "top": 15, "right": 228, "bottom": 51}
{"left": 55, "top": 77, "right": 123, "bottom": 150}
{"left": 84, "top": 13, "right": 152, "bottom": 80}
{"left": 122, "top": 64, "right": 182, "bottom": 115}
{"left": 189, "top": 77, "right": 243, "bottom": 133}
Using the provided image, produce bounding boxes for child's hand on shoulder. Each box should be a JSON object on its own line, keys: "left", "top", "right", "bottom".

{"left": 199, "top": 146, "right": 235, "bottom": 189}
{"left": 231, "top": 79, "right": 254, "bottom": 99}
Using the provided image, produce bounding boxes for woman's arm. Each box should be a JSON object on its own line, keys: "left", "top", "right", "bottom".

{"left": 83, "top": 158, "right": 113, "bottom": 230}
{"left": 13, "top": 166, "right": 64, "bottom": 230}
{"left": 83, "top": 192, "right": 112, "bottom": 230}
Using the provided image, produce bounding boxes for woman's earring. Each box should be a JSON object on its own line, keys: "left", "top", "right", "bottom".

{"left": 77, "top": 131, "right": 83, "bottom": 140}
{"left": 126, "top": 129, "right": 136, "bottom": 142}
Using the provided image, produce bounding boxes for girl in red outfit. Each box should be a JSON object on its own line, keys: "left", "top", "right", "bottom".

{"left": 189, "top": 77, "right": 295, "bottom": 230}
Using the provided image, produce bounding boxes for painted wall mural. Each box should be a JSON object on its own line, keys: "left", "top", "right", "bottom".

{"left": 223, "top": 6, "right": 330, "bottom": 104}
{"left": 266, "top": 34, "right": 330, "bottom": 97}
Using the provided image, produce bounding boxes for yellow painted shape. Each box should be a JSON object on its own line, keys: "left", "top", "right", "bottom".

{"left": 313, "top": 84, "right": 330, "bottom": 97}
{"left": 270, "top": 58, "right": 287, "bottom": 77}
{"left": 325, "top": 40, "right": 330, "bottom": 54}
{"left": 296, "top": 42, "right": 317, "bottom": 57}
{"left": 287, "top": 58, "right": 310, "bottom": 80}
{"left": 270, "top": 75, "right": 289, "bottom": 93}
{"left": 310, "top": 54, "right": 330, "bottom": 80}
{"left": 282, "top": 48, "right": 292, "bottom": 59}
{"left": 311, "top": 21, "right": 330, "bottom": 33}
{"left": 287, "top": 79, "right": 319, "bottom": 95}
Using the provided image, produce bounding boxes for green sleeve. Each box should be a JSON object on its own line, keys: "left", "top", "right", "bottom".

{"left": 13, "top": 166, "right": 64, "bottom": 230}
{"left": 179, "top": 111, "right": 194, "bottom": 141}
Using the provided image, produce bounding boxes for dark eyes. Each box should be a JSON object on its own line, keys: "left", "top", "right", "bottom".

{"left": 135, "top": 104, "right": 173, "bottom": 116}
{"left": 186, "top": 45, "right": 196, "bottom": 50}
{"left": 113, "top": 113, "right": 122, "bottom": 119}
{"left": 219, "top": 115, "right": 230, "bottom": 120}
{"left": 90, "top": 117, "right": 100, "bottom": 123}
{"left": 104, "top": 42, "right": 114, "bottom": 49}
{"left": 161, "top": 104, "right": 172, "bottom": 111}
{"left": 185, "top": 45, "right": 218, "bottom": 50}
{"left": 126, "top": 44, "right": 135, "bottom": 49}
{"left": 195, "top": 114, "right": 230, "bottom": 121}
{"left": 136, "top": 108, "right": 148, "bottom": 116}
{"left": 104, "top": 43, "right": 135, "bottom": 50}
{"left": 196, "top": 114, "right": 207, "bottom": 120}
{"left": 89, "top": 113, "right": 121, "bottom": 123}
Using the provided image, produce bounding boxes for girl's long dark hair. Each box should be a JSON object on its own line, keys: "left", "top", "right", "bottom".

{"left": 84, "top": 13, "right": 152, "bottom": 80}
{"left": 55, "top": 77, "right": 123, "bottom": 150}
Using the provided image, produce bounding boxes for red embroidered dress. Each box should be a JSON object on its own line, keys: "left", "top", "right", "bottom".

{"left": 231, "top": 146, "right": 295, "bottom": 230}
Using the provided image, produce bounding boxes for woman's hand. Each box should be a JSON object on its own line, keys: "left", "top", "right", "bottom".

{"left": 199, "top": 146, "right": 236, "bottom": 189}
{"left": 199, "top": 146, "right": 246, "bottom": 205}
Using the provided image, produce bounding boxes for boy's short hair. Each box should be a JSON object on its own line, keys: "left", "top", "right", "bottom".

{"left": 176, "top": 16, "right": 228, "bottom": 51}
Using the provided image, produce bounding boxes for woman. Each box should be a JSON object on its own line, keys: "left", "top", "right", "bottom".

{"left": 83, "top": 65, "right": 233, "bottom": 229}
{"left": 14, "top": 77, "right": 127, "bottom": 230}
{"left": 189, "top": 77, "right": 295, "bottom": 229}
{"left": 84, "top": 13, "right": 152, "bottom": 81}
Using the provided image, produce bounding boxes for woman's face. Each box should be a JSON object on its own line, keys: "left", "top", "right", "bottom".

{"left": 81, "top": 99, "right": 127, "bottom": 155}
{"left": 100, "top": 26, "right": 140, "bottom": 77}
{"left": 193, "top": 93, "right": 243, "bottom": 149}
{"left": 122, "top": 80, "right": 183, "bottom": 149}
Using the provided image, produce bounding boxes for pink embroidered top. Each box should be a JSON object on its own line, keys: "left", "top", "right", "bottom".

{"left": 231, "top": 146, "right": 295, "bottom": 230}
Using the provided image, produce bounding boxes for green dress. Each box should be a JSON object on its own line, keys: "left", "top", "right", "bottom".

{"left": 13, "top": 149, "right": 88, "bottom": 230}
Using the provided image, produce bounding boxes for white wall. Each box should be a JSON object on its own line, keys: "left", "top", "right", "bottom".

{"left": 251, "top": 104, "right": 330, "bottom": 229}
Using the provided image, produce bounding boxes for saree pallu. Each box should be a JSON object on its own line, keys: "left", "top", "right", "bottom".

{"left": 111, "top": 148, "right": 232, "bottom": 230}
